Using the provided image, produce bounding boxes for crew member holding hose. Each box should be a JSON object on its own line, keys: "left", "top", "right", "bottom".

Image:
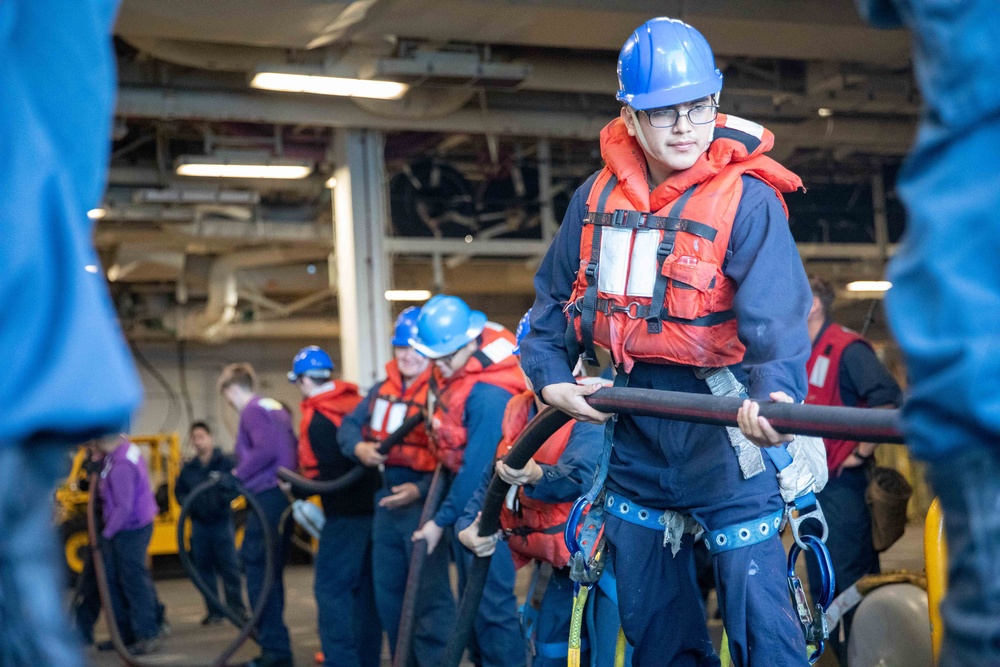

{"left": 338, "top": 308, "right": 456, "bottom": 666}
{"left": 409, "top": 295, "right": 527, "bottom": 667}
{"left": 457, "top": 310, "right": 611, "bottom": 666}
{"left": 288, "top": 346, "right": 381, "bottom": 667}
{"left": 520, "top": 17, "right": 821, "bottom": 666}
{"left": 218, "top": 363, "right": 298, "bottom": 667}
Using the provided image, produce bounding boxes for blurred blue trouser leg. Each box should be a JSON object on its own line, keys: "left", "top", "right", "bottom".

{"left": 0, "top": 443, "right": 85, "bottom": 667}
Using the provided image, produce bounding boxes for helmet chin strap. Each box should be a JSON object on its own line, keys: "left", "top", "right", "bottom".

{"left": 627, "top": 107, "right": 654, "bottom": 155}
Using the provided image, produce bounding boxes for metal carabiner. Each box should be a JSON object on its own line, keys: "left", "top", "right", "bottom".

{"left": 564, "top": 495, "right": 590, "bottom": 557}
{"left": 787, "top": 533, "right": 835, "bottom": 665}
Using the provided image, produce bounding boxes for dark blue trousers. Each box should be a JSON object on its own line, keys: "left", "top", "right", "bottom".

{"left": 453, "top": 537, "right": 525, "bottom": 667}
{"left": 191, "top": 519, "right": 246, "bottom": 617}
{"left": 371, "top": 491, "right": 455, "bottom": 666}
{"left": 106, "top": 523, "right": 159, "bottom": 643}
{"left": 242, "top": 487, "right": 292, "bottom": 659}
{"left": 806, "top": 465, "right": 878, "bottom": 664}
{"left": 315, "top": 514, "right": 382, "bottom": 667}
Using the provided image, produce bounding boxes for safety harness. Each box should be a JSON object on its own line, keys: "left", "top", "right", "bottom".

{"left": 564, "top": 368, "right": 837, "bottom": 664}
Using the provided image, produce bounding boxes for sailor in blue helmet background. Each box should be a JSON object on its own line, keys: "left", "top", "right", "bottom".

{"left": 338, "top": 307, "right": 457, "bottom": 666}
{"left": 520, "top": 16, "right": 821, "bottom": 667}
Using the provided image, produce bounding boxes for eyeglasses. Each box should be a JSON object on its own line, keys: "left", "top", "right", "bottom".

{"left": 435, "top": 349, "right": 460, "bottom": 366}
{"left": 644, "top": 104, "right": 719, "bottom": 129}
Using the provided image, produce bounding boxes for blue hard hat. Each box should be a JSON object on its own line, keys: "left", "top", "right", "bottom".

{"left": 409, "top": 295, "right": 487, "bottom": 359}
{"left": 288, "top": 345, "right": 334, "bottom": 382}
{"left": 513, "top": 308, "right": 532, "bottom": 356}
{"left": 617, "top": 17, "right": 723, "bottom": 111}
{"left": 391, "top": 306, "right": 421, "bottom": 347}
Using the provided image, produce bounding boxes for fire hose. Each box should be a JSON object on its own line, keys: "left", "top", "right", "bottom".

{"left": 392, "top": 465, "right": 448, "bottom": 667}
{"left": 87, "top": 472, "right": 275, "bottom": 667}
{"left": 440, "top": 388, "right": 904, "bottom": 667}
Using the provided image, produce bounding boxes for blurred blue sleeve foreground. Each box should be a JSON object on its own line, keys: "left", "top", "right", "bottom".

{"left": 859, "top": 2, "right": 1000, "bottom": 666}
{"left": 0, "top": 1, "right": 141, "bottom": 665}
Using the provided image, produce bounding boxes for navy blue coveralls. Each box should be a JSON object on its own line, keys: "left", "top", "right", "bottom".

{"left": 805, "top": 323, "right": 901, "bottom": 663}
{"left": 435, "top": 382, "right": 525, "bottom": 667}
{"left": 457, "top": 407, "right": 603, "bottom": 667}
{"left": 338, "top": 384, "right": 457, "bottom": 666}
{"left": 307, "top": 409, "right": 382, "bottom": 667}
{"left": 521, "top": 172, "right": 813, "bottom": 667}
{"left": 175, "top": 449, "right": 247, "bottom": 620}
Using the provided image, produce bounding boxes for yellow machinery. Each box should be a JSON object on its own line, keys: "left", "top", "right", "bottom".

{"left": 56, "top": 433, "right": 184, "bottom": 578}
{"left": 925, "top": 498, "right": 946, "bottom": 662}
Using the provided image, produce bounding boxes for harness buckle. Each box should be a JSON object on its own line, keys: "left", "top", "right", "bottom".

{"left": 612, "top": 302, "right": 643, "bottom": 320}
{"left": 610, "top": 209, "right": 627, "bottom": 227}
{"left": 584, "top": 261, "right": 599, "bottom": 281}
{"left": 787, "top": 503, "right": 829, "bottom": 551}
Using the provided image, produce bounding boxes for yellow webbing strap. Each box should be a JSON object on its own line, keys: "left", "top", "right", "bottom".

{"left": 567, "top": 585, "right": 590, "bottom": 667}
{"left": 719, "top": 628, "right": 731, "bottom": 667}
{"left": 614, "top": 627, "right": 626, "bottom": 667}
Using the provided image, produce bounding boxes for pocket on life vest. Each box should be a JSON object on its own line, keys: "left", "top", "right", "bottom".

{"left": 661, "top": 255, "right": 718, "bottom": 320}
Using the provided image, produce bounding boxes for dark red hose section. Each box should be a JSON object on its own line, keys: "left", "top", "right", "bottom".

{"left": 586, "top": 387, "right": 904, "bottom": 443}
{"left": 392, "top": 465, "right": 448, "bottom": 667}
{"left": 277, "top": 413, "right": 424, "bottom": 494}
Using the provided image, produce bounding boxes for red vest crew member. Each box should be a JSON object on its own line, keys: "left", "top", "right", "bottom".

{"left": 458, "top": 310, "right": 606, "bottom": 667}
{"left": 803, "top": 277, "right": 902, "bottom": 664}
{"left": 520, "top": 17, "right": 814, "bottom": 667}
{"left": 288, "top": 346, "right": 381, "bottom": 667}
{"left": 409, "top": 295, "right": 527, "bottom": 667}
{"left": 218, "top": 363, "right": 298, "bottom": 667}
{"left": 338, "top": 308, "right": 457, "bottom": 666}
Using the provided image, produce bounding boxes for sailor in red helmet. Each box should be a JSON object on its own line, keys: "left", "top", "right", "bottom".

{"left": 457, "top": 309, "right": 608, "bottom": 666}
{"left": 338, "top": 307, "right": 457, "bottom": 665}
{"left": 520, "top": 17, "right": 820, "bottom": 667}
{"left": 288, "top": 347, "right": 381, "bottom": 667}
{"left": 409, "top": 295, "right": 526, "bottom": 667}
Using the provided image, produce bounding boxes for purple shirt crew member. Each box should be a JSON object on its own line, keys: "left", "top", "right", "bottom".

{"left": 218, "top": 363, "right": 296, "bottom": 667}
{"left": 100, "top": 438, "right": 158, "bottom": 540}
{"left": 234, "top": 397, "right": 298, "bottom": 494}
{"left": 97, "top": 436, "right": 163, "bottom": 653}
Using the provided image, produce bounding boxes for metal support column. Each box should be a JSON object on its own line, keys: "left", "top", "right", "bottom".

{"left": 332, "top": 129, "right": 391, "bottom": 387}
{"left": 872, "top": 167, "right": 890, "bottom": 261}
{"left": 537, "top": 138, "right": 558, "bottom": 244}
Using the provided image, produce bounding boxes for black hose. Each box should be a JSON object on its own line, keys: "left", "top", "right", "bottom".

{"left": 439, "top": 407, "right": 569, "bottom": 667}
{"left": 88, "top": 472, "right": 274, "bottom": 667}
{"left": 440, "top": 389, "right": 904, "bottom": 665}
{"left": 393, "top": 465, "right": 449, "bottom": 667}
{"left": 278, "top": 413, "right": 424, "bottom": 494}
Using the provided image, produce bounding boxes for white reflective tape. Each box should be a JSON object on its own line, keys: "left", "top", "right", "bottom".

{"left": 370, "top": 397, "right": 390, "bottom": 431}
{"left": 386, "top": 403, "right": 407, "bottom": 433}
{"left": 597, "top": 227, "right": 632, "bottom": 296}
{"left": 724, "top": 115, "right": 765, "bottom": 139}
{"left": 809, "top": 356, "right": 830, "bottom": 388}
{"left": 625, "top": 229, "right": 660, "bottom": 297}
{"left": 481, "top": 337, "right": 515, "bottom": 363}
{"left": 126, "top": 443, "right": 142, "bottom": 465}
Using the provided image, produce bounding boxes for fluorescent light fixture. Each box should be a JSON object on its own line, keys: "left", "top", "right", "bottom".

{"left": 175, "top": 155, "right": 313, "bottom": 179}
{"left": 817, "top": 108, "right": 834, "bottom": 117}
{"left": 84, "top": 264, "right": 100, "bottom": 274}
{"left": 87, "top": 207, "right": 107, "bottom": 220}
{"left": 385, "top": 289, "right": 432, "bottom": 302}
{"left": 846, "top": 280, "right": 892, "bottom": 292}
{"left": 251, "top": 72, "right": 409, "bottom": 100}
{"left": 325, "top": 176, "right": 338, "bottom": 189}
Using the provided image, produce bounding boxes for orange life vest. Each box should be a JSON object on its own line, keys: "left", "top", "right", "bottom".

{"left": 568, "top": 114, "right": 803, "bottom": 373}
{"left": 298, "top": 382, "right": 363, "bottom": 479}
{"left": 363, "top": 361, "right": 437, "bottom": 473}
{"left": 427, "top": 323, "right": 526, "bottom": 473}
{"left": 805, "top": 324, "right": 870, "bottom": 473}
{"left": 495, "top": 390, "right": 576, "bottom": 569}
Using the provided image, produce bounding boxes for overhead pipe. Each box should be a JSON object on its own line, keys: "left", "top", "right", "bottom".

{"left": 441, "top": 390, "right": 903, "bottom": 666}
